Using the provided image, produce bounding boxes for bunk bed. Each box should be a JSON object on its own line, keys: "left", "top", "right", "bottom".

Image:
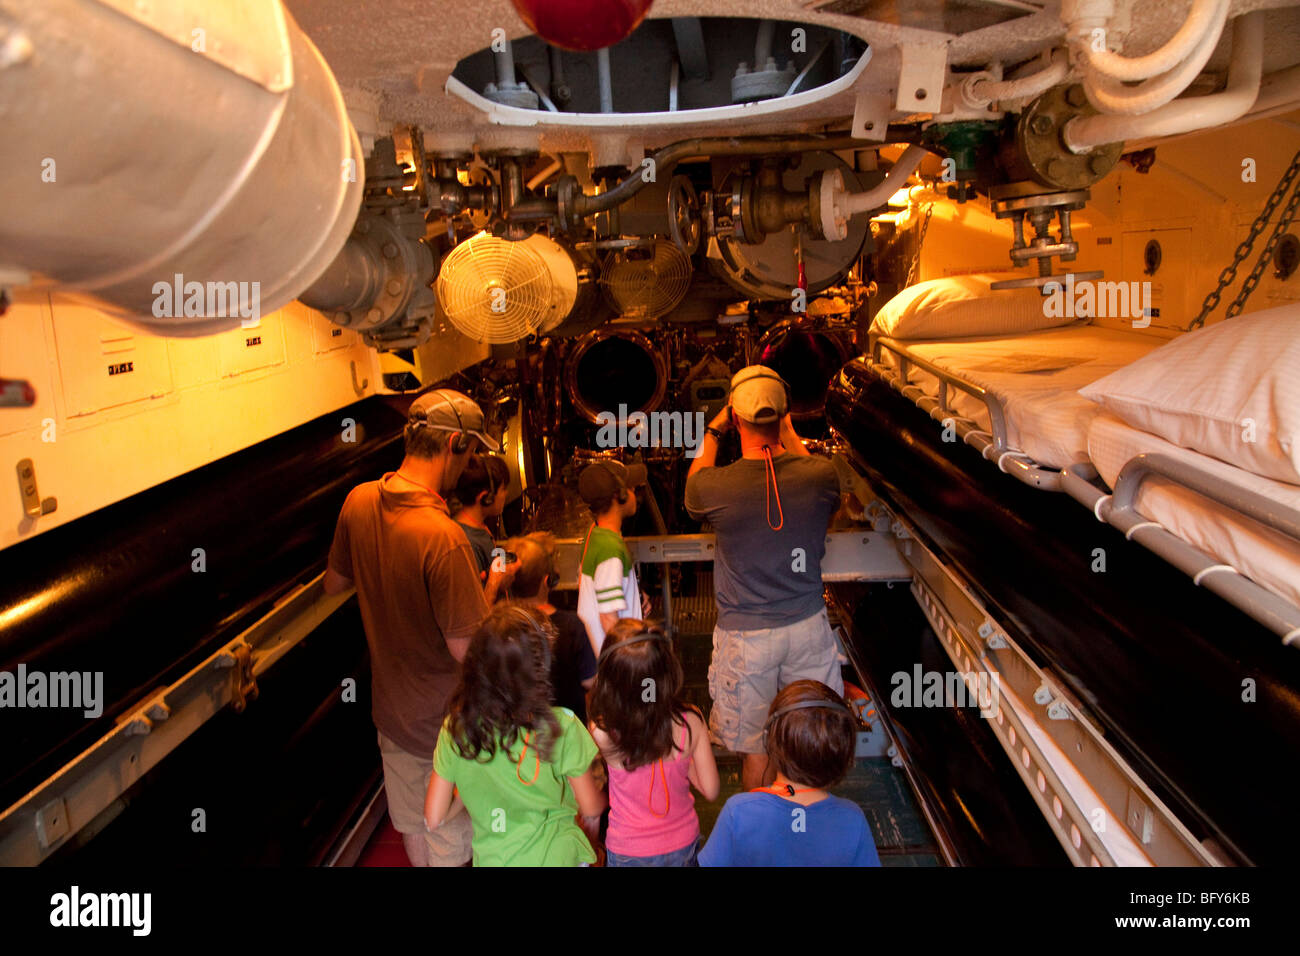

{"left": 827, "top": 275, "right": 1300, "bottom": 867}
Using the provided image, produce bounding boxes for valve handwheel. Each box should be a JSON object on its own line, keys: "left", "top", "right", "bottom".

{"left": 667, "top": 175, "right": 701, "bottom": 256}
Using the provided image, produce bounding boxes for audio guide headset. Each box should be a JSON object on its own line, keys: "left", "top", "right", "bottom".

{"left": 761, "top": 697, "right": 857, "bottom": 750}
{"left": 597, "top": 625, "right": 670, "bottom": 663}
{"left": 728, "top": 365, "right": 791, "bottom": 423}
{"left": 412, "top": 388, "right": 472, "bottom": 454}
{"left": 728, "top": 366, "right": 793, "bottom": 532}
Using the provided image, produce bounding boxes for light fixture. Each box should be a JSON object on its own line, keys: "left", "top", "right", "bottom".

{"left": 509, "top": 0, "right": 654, "bottom": 51}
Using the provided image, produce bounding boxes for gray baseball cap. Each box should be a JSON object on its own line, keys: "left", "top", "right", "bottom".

{"left": 729, "top": 365, "right": 789, "bottom": 424}
{"left": 407, "top": 388, "right": 500, "bottom": 451}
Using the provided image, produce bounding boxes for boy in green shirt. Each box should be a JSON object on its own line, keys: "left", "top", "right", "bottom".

{"left": 575, "top": 460, "right": 650, "bottom": 655}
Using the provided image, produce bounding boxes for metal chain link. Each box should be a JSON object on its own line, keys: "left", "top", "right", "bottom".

{"left": 1227, "top": 170, "right": 1300, "bottom": 318}
{"left": 1188, "top": 148, "right": 1300, "bottom": 330}
{"left": 904, "top": 203, "right": 934, "bottom": 288}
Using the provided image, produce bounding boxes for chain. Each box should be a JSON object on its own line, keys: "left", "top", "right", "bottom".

{"left": 904, "top": 203, "right": 934, "bottom": 288}
{"left": 1188, "top": 148, "right": 1300, "bottom": 330}
{"left": 1227, "top": 170, "right": 1300, "bottom": 318}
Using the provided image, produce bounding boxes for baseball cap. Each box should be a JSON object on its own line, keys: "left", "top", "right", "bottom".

{"left": 407, "top": 388, "right": 500, "bottom": 451}
{"left": 578, "top": 459, "right": 648, "bottom": 507}
{"left": 729, "top": 365, "right": 789, "bottom": 424}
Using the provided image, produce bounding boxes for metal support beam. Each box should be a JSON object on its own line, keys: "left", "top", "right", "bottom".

{"left": 0, "top": 573, "right": 353, "bottom": 866}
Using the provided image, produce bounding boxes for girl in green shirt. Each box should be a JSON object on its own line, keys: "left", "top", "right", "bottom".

{"left": 425, "top": 604, "right": 606, "bottom": 866}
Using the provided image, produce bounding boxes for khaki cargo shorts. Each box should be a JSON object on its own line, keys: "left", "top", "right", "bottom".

{"left": 378, "top": 731, "right": 473, "bottom": 866}
{"left": 707, "top": 607, "right": 844, "bottom": 755}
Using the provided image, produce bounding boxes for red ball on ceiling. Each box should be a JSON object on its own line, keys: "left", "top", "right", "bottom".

{"left": 509, "top": 0, "right": 654, "bottom": 51}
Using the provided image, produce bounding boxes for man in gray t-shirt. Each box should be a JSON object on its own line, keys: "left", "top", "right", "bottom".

{"left": 685, "top": 365, "right": 845, "bottom": 790}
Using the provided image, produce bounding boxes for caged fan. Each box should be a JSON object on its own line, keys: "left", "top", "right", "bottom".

{"left": 436, "top": 232, "right": 582, "bottom": 343}
{"left": 599, "top": 238, "right": 693, "bottom": 320}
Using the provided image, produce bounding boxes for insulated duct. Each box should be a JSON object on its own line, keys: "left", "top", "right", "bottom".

{"left": 0, "top": 0, "right": 363, "bottom": 336}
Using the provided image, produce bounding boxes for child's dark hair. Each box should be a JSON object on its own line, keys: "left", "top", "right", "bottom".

{"left": 455, "top": 454, "right": 509, "bottom": 509}
{"left": 765, "top": 680, "right": 857, "bottom": 790}
{"left": 446, "top": 603, "right": 560, "bottom": 762}
{"left": 588, "top": 618, "right": 696, "bottom": 771}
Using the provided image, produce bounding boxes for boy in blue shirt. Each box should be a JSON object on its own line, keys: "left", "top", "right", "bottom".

{"left": 700, "top": 680, "right": 880, "bottom": 867}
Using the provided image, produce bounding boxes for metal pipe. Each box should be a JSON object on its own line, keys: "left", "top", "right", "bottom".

{"left": 843, "top": 144, "right": 928, "bottom": 216}
{"left": 965, "top": 49, "right": 1069, "bottom": 107}
{"left": 1080, "top": 0, "right": 1230, "bottom": 116}
{"left": 572, "top": 129, "right": 922, "bottom": 217}
{"left": 495, "top": 40, "right": 517, "bottom": 88}
{"left": 1066, "top": 12, "right": 1263, "bottom": 151}
{"left": 754, "top": 19, "right": 775, "bottom": 67}
{"left": 527, "top": 158, "right": 563, "bottom": 190}
{"left": 0, "top": 0, "right": 363, "bottom": 336}
{"left": 548, "top": 45, "right": 570, "bottom": 105}
{"left": 597, "top": 48, "right": 613, "bottom": 113}
{"left": 1080, "top": 0, "right": 1226, "bottom": 82}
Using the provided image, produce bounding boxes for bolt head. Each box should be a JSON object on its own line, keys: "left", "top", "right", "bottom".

{"left": 1065, "top": 84, "right": 1088, "bottom": 107}
{"left": 1048, "top": 157, "right": 1070, "bottom": 181}
{"left": 386, "top": 279, "right": 403, "bottom": 295}
{"left": 735, "top": 61, "right": 749, "bottom": 76}
{"left": 382, "top": 242, "right": 399, "bottom": 258}
{"left": 1030, "top": 114, "right": 1053, "bottom": 135}
{"left": 1088, "top": 153, "right": 1111, "bottom": 175}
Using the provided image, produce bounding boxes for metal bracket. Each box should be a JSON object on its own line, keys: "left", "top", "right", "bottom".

{"left": 895, "top": 44, "right": 947, "bottom": 114}
{"left": 16, "top": 458, "right": 56, "bottom": 518}
{"left": 217, "top": 642, "right": 260, "bottom": 713}
{"left": 851, "top": 90, "right": 892, "bottom": 141}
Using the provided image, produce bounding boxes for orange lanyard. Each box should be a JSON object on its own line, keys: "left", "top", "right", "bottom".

{"left": 761, "top": 447, "right": 784, "bottom": 531}
{"left": 394, "top": 471, "right": 447, "bottom": 509}
{"left": 750, "top": 784, "right": 816, "bottom": 797}
{"left": 647, "top": 759, "right": 670, "bottom": 818}
{"left": 516, "top": 731, "right": 540, "bottom": 786}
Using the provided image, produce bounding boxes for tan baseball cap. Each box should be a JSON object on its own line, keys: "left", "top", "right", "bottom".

{"left": 407, "top": 388, "right": 500, "bottom": 451}
{"left": 578, "top": 460, "right": 647, "bottom": 507}
{"left": 729, "top": 365, "right": 789, "bottom": 424}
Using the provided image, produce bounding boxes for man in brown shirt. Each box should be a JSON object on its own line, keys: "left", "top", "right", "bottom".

{"left": 325, "top": 388, "right": 513, "bottom": 866}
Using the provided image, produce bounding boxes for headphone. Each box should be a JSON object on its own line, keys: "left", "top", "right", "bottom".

{"left": 499, "top": 604, "right": 552, "bottom": 674}
{"left": 477, "top": 456, "right": 503, "bottom": 508}
{"left": 411, "top": 388, "right": 472, "bottom": 454}
{"left": 598, "top": 626, "right": 669, "bottom": 663}
{"left": 729, "top": 366, "right": 792, "bottom": 422}
{"left": 761, "top": 697, "right": 857, "bottom": 749}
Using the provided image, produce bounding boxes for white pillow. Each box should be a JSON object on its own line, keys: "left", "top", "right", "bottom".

{"left": 868, "top": 274, "right": 1075, "bottom": 340}
{"left": 1079, "top": 304, "right": 1300, "bottom": 485}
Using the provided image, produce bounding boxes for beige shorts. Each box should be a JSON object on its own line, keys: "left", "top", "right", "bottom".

{"left": 707, "top": 607, "right": 844, "bottom": 755}
{"left": 378, "top": 731, "right": 473, "bottom": 865}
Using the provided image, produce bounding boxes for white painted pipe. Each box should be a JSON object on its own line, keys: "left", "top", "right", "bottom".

{"left": 845, "top": 145, "right": 929, "bottom": 217}
{"left": 1065, "top": 12, "right": 1264, "bottom": 152}
{"left": 1081, "top": 0, "right": 1230, "bottom": 115}
{"left": 0, "top": 0, "right": 363, "bottom": 336}
{"left": 1081, "top": 0, "right": 1226, "bottom": 82}
{"left": 966, "top": 49, "right": 1069, "bottom": 107}
{"left": 817, "top": 145, "right": 930, "bottom": 240}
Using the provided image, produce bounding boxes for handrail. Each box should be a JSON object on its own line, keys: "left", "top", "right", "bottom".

{"left": 1061, "top": 460, "right": 1300, "bottom": 645}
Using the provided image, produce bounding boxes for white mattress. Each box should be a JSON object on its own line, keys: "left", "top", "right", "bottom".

{"left": 876, "top": 323, "right": 1169, "bottom": 469}
{"left": 1088, "top": 412, "right": 1300, "bottom": 609}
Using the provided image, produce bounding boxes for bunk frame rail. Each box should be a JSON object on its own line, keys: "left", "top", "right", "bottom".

{"left": 860, "top": 341, "right": 1300, "bottom": 645}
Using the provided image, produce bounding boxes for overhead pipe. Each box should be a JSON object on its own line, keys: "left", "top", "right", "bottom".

{"left": 1077, "top": 0, "right": 1228, "bottom": 82}
{"left": 1065, "top": 12, "right": 1264, "bottom": 152}
{"left": 754, "top": 19, "right": 776, "bottom": 67}
{"left": 1080, "top": 0, "right": 1230, "bottom": 115}
{"left": 963, "top": 49, "right": 1070, "bottom": 108}
{"left": 597, "top": 48, "right": 614, "bottom": 113}
{"left": 0, "top": 0, "right": 363, "bottom": 336}
{"left": 568, "top": 127, "right": 925, "bottom": 218}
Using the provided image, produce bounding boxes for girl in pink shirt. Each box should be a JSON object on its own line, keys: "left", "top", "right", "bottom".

{"left": 588, "top": 619, "right": 721, "bottom": 866}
